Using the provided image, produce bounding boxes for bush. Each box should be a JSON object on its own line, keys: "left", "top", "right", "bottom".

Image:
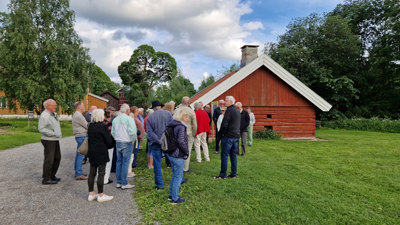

{"left": 254, "top": 129, "right": 281, "bottom": 140}
{"left": 322, "top": 118, "right": 400, "bottom": 133}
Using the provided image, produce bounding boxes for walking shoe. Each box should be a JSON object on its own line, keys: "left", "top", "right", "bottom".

{"left": 183, "top": 169, "right": 192, "bottom": 174}
{"left": 128, "top": 172, "right": 135, "bottom": 178}
{"left": 168, "top": 196, "right": 172, "bottom": 201}
{"left": 105, "top": 179, "right": 113, "bottom": 185}
{"left": 88, "top": 194, "right": 97, "bottom": 202}
{"left": 155, "top": 186, "right": 164, "bottom": 190}
{"left": 121, "top": 184, "right": 135, "bottom": 189}
{"left": 42, "top": 179, "right": 58, "bottom": 185}
{"left": 213, "top": 175, "right": 226, "bottom": 180}
{"left": 116, "top": 184, "right": 122, "bottom": 188}
{"left": 97, "top": 194, "right": 113, "bottom": 202}
{"left": 51, "top": 176, "right": 61, "bottom": 182}
{"left": 75, "top": 175, "right": 88, "bottom": 180}
{"left": 181, "top": 178, "right": 188, "bottom": 184}
{"left": 171, "top": 198, "right": 185, "bottom": 205}
{"left": 228, "top": 175, "right": 237, "bottom": 179}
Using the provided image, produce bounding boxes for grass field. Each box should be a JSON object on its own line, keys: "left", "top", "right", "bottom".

{"left": 133, "top": 129, "right": 400, "bottom": 225}
{"left": 0, "top": 119, "right": 73, "bottom": 150}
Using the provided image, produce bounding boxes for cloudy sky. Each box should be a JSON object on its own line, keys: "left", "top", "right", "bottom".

{"left": 0, "top": 0, "right": 343, "bottom": 88}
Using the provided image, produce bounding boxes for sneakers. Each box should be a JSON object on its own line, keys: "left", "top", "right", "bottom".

{"left": 228, "top": 175, "right": 237, "bottom": 179}
{"left": 75, "top": 175, "right": 88, "bottom": 180}
{"left": 128, "top": 172, "right": 136, "bottom": 178}
{"left": 97, "top": 194, "right": 113, "bottom": 202}
{"left": 171, "top": 198, "right": 185, "bottom": 205}
{"left": 104, "top": 179, "right": 113, "bottom": 185}
{"left": 121, "top": 184, "right": 135, "bottom": 189}
{"left": 183, "top": 169, "right": 192, "bottom": 174}
{"left": 168, "top": 196, "right": 172, "bottom": 202}
{"left": 116, "top": 184, "right": 122, "bottom": 188}
{"left": 88, "top": 194, "right": 97, "bottom": 202}
{"left": 213, "top": 175, "right": 226, "bottom": 180}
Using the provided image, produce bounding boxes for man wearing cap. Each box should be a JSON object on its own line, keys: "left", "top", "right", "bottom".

{"left": 146, "top": 100, "right": 173, "bottom": 190}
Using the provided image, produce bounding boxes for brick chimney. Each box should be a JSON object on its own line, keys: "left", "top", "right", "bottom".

{"left": 240, "top": 45, "right": 259, "bottom": 68}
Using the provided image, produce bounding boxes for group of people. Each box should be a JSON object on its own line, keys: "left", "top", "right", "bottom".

{"left": 37, "top": 95, "right": 255, "bottom": 204}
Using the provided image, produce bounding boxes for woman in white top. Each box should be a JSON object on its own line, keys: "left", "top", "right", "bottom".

{"left": 247, "top": 107, "right": 256, "bottom": 146}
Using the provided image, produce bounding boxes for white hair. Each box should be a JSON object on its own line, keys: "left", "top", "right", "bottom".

{"left": 138, "top": 108, "right": 144, "bottom": 113}
{"left": 112, "top": 111, "right": 121, "bottom": 119}
{"left": 226, "top": 96, "right": 235, "bottom": 104}
{"left": 194, "top": 102, "right": 201, "bottom": 110}
{"left": 120, "top": 103, "right": 130, "bottom": 113}
{"left": 173, "top": 108, "right": 189, "bottom": 122}
{"left": 43, "top": 99, "right": 55, "bottom": 108}
{"left": 91, "top": 109, "right": 105, "bottom": 123}
{"left": 235, "top": 102, "right": 242, "bottom": 107}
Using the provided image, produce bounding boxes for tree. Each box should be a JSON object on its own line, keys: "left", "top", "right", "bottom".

{"left": 216, "top": 63, "right": 240, "bottom": 79}
{"left": 118, "top": 44, "right": 177, "bottom": 108}
{"left": 332, "top": 0, "right": 400, "bottom": 118}
{"left": 198, "top": 75, "right": 215, "bottom": 92}
{"left": 0, "top": 0, "right": 91, "bottom": 114}
{"left": 89, "top": 65, "right": 120, "bottom": 96}
{"left": 268, "top": 13, "right": 361, "bottom": 119}
{"left": 155, "top": 70, "right": 196, "bottom": 104}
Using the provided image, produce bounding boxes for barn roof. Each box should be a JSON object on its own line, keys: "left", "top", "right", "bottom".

{"left": 88, "top": 93, "right": 109, "bottom": 103}
{"left": 190, "top": 54, "right": 332, "bottom": 112}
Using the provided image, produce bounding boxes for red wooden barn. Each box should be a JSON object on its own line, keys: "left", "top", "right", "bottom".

{"left": 189, "top": 45, "right": 332, "bottom": 138}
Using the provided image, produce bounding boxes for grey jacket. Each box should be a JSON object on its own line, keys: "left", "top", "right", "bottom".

{"left": 72, "top": 111, "right": 88, "bottom": 137}
{"left": 38, "top": 110, "right": 62, "bottom": 140}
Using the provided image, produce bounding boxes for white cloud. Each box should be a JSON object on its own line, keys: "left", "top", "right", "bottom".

{"left": 243, "top": 21, "right": 264, "bottom": 30}
{"left": 202, "top": 72, "right": 209, "bottom": 79}
{"left": 70, "top": 0, "right": 257, "bottom": 60}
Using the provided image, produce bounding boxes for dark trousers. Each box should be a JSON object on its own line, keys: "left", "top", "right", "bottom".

{"left": 240, "top": 132, "right": 247, "bottom": 155}
{"left": 215, "top": 130, "right": 221, "bottom": 152}
{"left": 219, "top": 137, "right": 238, "bottom": 177}
{"left": 111, "top": 145, "right": 117, "bottom": 172}
{"left": 41, "top": 140, "right": 61, "bottom": 180}
{"left": 88, "top": 163, "right": 106, "bottom": 193}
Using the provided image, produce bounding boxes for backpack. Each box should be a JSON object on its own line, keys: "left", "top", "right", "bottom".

{"left": 161, "top": 126, "right": 179, "bottom": 154}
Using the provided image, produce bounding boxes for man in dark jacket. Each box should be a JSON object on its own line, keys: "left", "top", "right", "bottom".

{"left": 235, "top": 102, "right": 250, "bottom": 156}
{"left": 212, "top": 99, "right": 224, "bottom": 154}
{"left": 214, "top": 96, "right": 240, "bottom": 179}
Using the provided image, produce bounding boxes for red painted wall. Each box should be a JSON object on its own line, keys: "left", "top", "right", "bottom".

{"left": 212, "top": 66, "right": 316, "bottom": 137}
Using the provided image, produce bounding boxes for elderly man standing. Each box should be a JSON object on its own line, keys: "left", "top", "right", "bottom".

{"left": 213, "top": 99, "right": 224, "bottom": 154}
{"left": 111, "top": 103, "right": 137, "bottom": 189}
{"left": 72, "top": 101, "right": 88, "bottom": 180}
{"left": 235, "top": 102, "right": 250, "bottom": 156}
{"left": 214, "top": 96, "right": 240, "bottom": 179}
{"left": 38, "top": 99, "right": 62, "bottom": 185}
{"left": 247, "top": 107, "right": 256, "bottom": 146}
{"left": 147, "top": 100, "right": 173, "bottom": 189}
{"left": 194, "top": 102, "right": 211, "bottom": 162}
{"left": 174, "top": 96, "right": 197, "bottom": 173}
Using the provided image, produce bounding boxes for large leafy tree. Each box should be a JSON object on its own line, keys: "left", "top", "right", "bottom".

{"left": 268, "top": 13, "right": 361, "bottom": 119}
{"left": 155, "top": 70, "right": 196, "bottom": 104}
{"left": 89, "top": 65, "right": 120, "bottom": 96}
{"left": 0, "top": 0, "right": 91, "bottom": 114}
{"left": 118, "top": 44, "right": 177, "bottom": 108}
{"left": 332, "top": 0, "right": 400, "bottom": 118}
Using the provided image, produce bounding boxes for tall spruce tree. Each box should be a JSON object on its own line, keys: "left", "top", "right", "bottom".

{"left": 0, "top": 0, "right": 91, "bottom": 114}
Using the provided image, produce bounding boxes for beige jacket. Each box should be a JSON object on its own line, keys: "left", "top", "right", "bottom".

{"left": 175, "top": 105, "right": 197, "bottom": 137}
{"left": 72, "top": 111, "right": 88, "bottom": 137}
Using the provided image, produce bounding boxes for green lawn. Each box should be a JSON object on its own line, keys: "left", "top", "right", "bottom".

{"left": 133, "top": 129, "right": 400, "bottom": 225}
{"left": 0, "top": 119, "right": 73, "bottom": 150}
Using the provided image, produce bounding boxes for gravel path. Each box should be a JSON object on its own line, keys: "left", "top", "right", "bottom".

{"left": 0, "top": 137, "right": 140, "bottom": 225}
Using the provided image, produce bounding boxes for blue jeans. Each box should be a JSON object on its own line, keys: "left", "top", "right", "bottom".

{"left": 167, "top": 154, "right": 184, "bottom": 201}
{"left": 150, "top": 143, "right": 164, "bottom": 189}
{"left": 219, "top": 137, "right": 239, "bottom": 177}
{"left": 132, "top": 141, "right": 139, "bottom": 167}
{"left": 116, "top": 142, "right": 133, "bottom": 186}
{"left": 74, "top": 136, "right": 86, "bottom": 177}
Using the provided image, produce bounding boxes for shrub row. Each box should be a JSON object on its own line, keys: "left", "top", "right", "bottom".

{"left": 322, "top": 118, "right": 400, "bottom": 133}
{"left": 254, "top": 129, "right": 281, "bottom": 140}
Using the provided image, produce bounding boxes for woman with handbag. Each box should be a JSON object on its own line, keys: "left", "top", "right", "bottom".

{"left": 87, "top": 109, "right": 114, "bottom": 202}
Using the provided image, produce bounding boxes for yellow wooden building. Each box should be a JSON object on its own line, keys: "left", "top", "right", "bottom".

{"left": 0, "top": 91, "right": 108, "bottom": 118}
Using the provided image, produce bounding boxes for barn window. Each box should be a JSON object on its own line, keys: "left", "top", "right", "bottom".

{"left": 264, "top": 126, "right": 273, "bottom": 130}
{"left": 267, "top": 114, "right": 272, "bottom": 119}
